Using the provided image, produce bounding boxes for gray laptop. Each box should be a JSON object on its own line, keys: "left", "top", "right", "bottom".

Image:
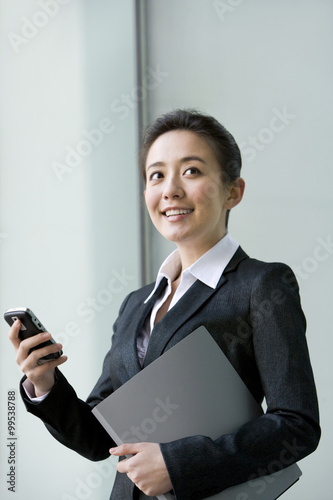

{"left": 92, "top": 326, "right": 301, "bottom": 500}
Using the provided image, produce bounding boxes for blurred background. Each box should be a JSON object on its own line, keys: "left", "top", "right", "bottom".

{"left": 0, "top": 1, "right": 332, "bottom": 499}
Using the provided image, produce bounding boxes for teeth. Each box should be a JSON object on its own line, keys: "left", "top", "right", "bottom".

{"left": 165, "top": 209, "right": 193, "bottom": 217}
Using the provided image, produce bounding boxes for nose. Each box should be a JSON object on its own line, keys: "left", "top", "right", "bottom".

{"left": 163, "top": 175, "right": 184, "bottom": 200}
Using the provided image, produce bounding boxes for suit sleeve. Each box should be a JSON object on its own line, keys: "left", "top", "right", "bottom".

{"left": 19, "top": 293, "right": 133, "bottom": 462}
{"left": 160, "top": 263, "right": 321, "bottom": 500}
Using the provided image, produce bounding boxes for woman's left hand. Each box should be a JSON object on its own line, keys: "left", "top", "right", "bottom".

{"left": 110, "top": 442, "right": 173, "bottom": 496}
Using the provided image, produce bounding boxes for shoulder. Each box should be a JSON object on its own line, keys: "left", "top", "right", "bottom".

{"left": 228, "top": 246, "right": 300, "bottom": 295}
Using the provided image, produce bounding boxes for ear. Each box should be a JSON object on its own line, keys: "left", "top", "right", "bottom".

{"left": 223, "top": 177, "right": 245, "bottom": 210}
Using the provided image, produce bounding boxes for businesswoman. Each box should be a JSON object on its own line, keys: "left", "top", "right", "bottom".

{"left": 9, "top": 109, "right": 320, "bottom": 500}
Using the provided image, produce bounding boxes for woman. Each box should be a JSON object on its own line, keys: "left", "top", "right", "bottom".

{"left": 9, "top": 109, "right": 320, "bottom": 500}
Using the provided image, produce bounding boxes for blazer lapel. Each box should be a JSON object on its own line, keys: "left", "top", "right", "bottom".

{"left": 120, "top": 277, "right": 168, "bottom": 380}
{"left": 143, "top": 246, "right": 248, "bottom": 368}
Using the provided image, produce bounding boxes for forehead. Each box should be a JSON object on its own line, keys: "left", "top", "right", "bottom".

{"left": 146, "top": 130, "right": 218, "bottom": 167}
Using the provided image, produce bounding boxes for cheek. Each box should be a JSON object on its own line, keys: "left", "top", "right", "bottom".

{"left": 144, "top": 189, "right": 159, "bottom": 215}
{"left": 193, "top": 180, "right": 224, "bottom": 208}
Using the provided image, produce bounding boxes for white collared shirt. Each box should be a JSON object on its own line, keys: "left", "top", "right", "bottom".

{"left": 136, "top": 233, "right": 239, "bottom": 365}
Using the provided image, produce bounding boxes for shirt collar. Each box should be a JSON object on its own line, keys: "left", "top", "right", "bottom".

{"left": 144, "top": 233, "right": 239, "bottom": 302}
{"left": 186, "top": 233, "right": 239, "bottom": 288}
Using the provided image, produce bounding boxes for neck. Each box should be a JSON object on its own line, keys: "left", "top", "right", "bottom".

{"left": 176, "top": 232, "right": 227, "bottom": 270}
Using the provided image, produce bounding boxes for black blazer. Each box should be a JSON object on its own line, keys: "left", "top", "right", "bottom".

{"left": 20, "top": 247, "right": 321, "bottom": 500}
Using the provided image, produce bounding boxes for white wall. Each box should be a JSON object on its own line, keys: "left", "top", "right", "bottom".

{"left": 0, "top": 1, "right": 141, "bottom": 499}
{"left": 144, "top": 0, "right": 333, "bottom": 498}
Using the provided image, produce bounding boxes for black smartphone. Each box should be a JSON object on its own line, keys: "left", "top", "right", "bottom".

{"left": 4, "top": 307, "right": 63, "bottom": 364}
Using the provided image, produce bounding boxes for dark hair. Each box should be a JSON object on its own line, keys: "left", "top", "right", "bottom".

{"left": 140, "top": 108, "right": 242, "bottom": 185}
{"left": 139, "top": 108, "right": 242, "bottom": 228}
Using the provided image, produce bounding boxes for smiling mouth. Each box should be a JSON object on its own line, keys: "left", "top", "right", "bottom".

{"left": 163, "top": 209, "right": 194, "bottom": 217}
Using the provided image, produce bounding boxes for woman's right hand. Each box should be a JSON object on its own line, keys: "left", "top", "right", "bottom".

{"left": 8, "top": 319, "right": 68, "bottom": 397}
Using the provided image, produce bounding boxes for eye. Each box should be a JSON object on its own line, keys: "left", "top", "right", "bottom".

{"left": 149, "top": 171, "right": 164, "bottom": 181}
{"left": 184, "top": 167, "right": 200, "bottom": 175}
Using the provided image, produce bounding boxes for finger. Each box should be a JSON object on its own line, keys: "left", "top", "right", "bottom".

{"left": 8, "top": 319, "right": 23, "bottom": 351}
{"left": 23, "top": 353, "right": 68, "bottom": 377}
{"left": 110, "top": 443, "right": 142, "bottom": 457}
{"left": 19, "top": 341, "right": 64, "bottom": 369}
{"left": 116, "top": 458, "right": 131, "bottom": 474}
{"left": 20, "top": 351, "right": 68, "bottom": 383}
{"left": 16, "top": 332, "right": 53, "bottom": 364}
{"left": 16, "top": 332, "right": 63, "bottom": 363}
{"left": 20, "top": 331, "right": 53, "bottom": 352}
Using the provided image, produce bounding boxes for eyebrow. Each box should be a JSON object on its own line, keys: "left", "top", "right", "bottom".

{"left": 147, "top": 156, "right": 207, "bottom": 170}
